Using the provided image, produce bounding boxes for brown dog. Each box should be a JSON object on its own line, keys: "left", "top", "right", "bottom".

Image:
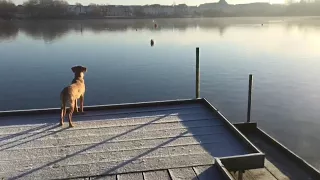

{"left": 60, "top": 65, "right": 87, "bottom": 127}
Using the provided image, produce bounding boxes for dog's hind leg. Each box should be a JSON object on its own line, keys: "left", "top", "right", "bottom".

{"left": 80, "top": 95, "right": 84, "bottom": 113}
{"left": 60, "top": 106, "right": 65, "bottom": 126}
{"left": 74, "top": 99, "right": 78, "bottom": 113}
{"left": 69, "top": 101, "right": 75, "bottom": 128}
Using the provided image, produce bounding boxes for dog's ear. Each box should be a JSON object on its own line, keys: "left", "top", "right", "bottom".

{"left": 71, "top": 66, "right": 78, "bottom": 73}
{"left": 81, "top": 66, "right": 87, "bottom": 73}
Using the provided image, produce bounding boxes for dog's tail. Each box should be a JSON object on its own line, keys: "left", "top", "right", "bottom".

{"left": 60, "top": 88, "right": 67, "bottom": 122}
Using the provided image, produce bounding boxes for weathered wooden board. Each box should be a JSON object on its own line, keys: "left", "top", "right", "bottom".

{"left": 193, "top": 165, "right": 226, "bottom": 180}
{"left": 143, "top": 170, "right": 171, "bottom": 180}
{"left": 117, "top": 172, "right": 144, "bottom": 180}
{"left": 169, "top": 167, "right": 198, "bottom": 180}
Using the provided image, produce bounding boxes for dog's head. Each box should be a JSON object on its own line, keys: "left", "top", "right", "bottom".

{"left": 71, "top": 65, "right": 87, "bottom": 78}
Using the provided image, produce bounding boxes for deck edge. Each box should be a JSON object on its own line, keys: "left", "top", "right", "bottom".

{"left": 200, "top": 98, "right": 265, "bottom": 170}
{"left": 0, "top": 99, "right": 201, "bottom": 117}
{"left": 216, "top": 158, "right": 236, "bottom": 180}
{"left": 257, "top": 127, "right": 320, "bottom": 179}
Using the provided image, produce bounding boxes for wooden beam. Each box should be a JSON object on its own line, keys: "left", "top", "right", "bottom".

{"left": 219, "top": 153, "right": 265, "bottom": 171}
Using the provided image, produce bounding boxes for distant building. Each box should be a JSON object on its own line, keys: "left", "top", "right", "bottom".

{"left": 68, "top": 5, "right": 86, "bottom": 15}
{"left": 174, "top": 4, "right": 188, "bottom": 16}
{"left": 143, "top": 4, "right": 160, "bottom": 16}
{"left": 163, "top": 6, "right": 175, "bottom": 16}
{"left": 188, "top": 6, "right": 199, "bottom": 15}
{"left": 142, "top": 4, "right": 175, "bottom": 16}
{"left": 104, "top": 5, "right": 132, "bottom": 16}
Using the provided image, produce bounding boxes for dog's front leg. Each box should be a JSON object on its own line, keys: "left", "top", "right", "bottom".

{"left": 80, "top": 95, "right": 84, "bottom": 113}
{"left": 69, "top": 104, "right": 75, "bottom": 128}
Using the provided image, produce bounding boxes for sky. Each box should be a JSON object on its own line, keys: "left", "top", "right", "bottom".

{"left": 12, "top": 0, "right": 286, "bottom": 6}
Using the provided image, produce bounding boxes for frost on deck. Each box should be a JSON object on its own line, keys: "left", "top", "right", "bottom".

{"left": 0, "top": 103, "right": 248, "bottom": 180}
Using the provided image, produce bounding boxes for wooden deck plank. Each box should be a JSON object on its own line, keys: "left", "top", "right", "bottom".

{"left": 73, "top": 175, "right": 117, "bottom": 180}
{"left": 0, "top": 127, "right": 244, "bottom": 156}
{"left": 264, "top": 159, "right": 289, "bottom": 180}
{"left": 1, "top": 144, "right": 235, "bottom": 171}
{"left": 0, "top": 119, "right": 223, "bottom": 138}
{"left": 0, "top": 128, "right": 232, "bottom": 152}
{"left": 1, "top": 143, "right": 245, "bottom": 164}
{"left": 230, "top": 171, "right": 254, "bottom": 180}
{"left": 169, "top": 167, "right": 199, "bottom": 180}
{"left": 229, "top": 171, "right": 237, "bottom": 179}
{"left": 117, "top": 172, "right": 144, "bottom": 180}
{"left": 0, "top": 135, "right": 238, "bottom": 159}
{"left": 0, "top": 153, "right": 215, "bottom": 180}
{"left": 247, "top": 133, "right": 315, "bottom": 180}
{"left": 0, "top": 104, "right": 207, "bottom": 126}
{"left": 193, "top": 165, "right": 226, "bottom": 180}
{"left": 92, "top": 175, "right": 117, "bottom": 180}
{"left": 143, "top": 170, "right": 171, "bottom": 180}
{"left": 0, "top": 125, "right": 224, "bottom": 144}
{"left": 246, "top": 168, "right": 278, "bottom": 180}
{"left": 0, "top": 113, "right": 219, "bottom": 134}
{"left": 229, "top": 167, "right": 279, "bottom": 180}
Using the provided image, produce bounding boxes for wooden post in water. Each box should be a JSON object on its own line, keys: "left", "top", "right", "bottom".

{"left": 196, "top": 47, "right": 200, "bottom": 99}
{"left": 247, "top": 74, "right": 253, "bottom": 123}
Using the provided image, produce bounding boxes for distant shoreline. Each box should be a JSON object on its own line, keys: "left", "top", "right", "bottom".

{"left": 2, "top": 15, "right": 320, "bottom": 22}
{"left": 2, "top": 16, "right": 196, "bottom": 21}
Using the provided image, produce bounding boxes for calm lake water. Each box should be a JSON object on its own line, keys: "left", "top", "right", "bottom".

{"left": 1, "top": 17, "right": 320, "bottom": 169}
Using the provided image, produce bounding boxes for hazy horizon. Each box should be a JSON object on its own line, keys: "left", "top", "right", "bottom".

{"left": 11, "top": 0, "right": 286, "bottom": 6}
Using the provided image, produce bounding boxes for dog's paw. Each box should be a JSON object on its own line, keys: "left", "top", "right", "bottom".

{"left": 69, "top": 123, "right": 75, "bottom": 128}
{"left": 75, "top": 111, "right": 86, "bottom": 115}
{"left": 59, "top": 122, "right": 64, "bottom": 126}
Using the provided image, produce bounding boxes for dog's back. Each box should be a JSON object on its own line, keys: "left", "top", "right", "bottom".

{"left": 61, "top": 78, "right": 85, "bottom": 105}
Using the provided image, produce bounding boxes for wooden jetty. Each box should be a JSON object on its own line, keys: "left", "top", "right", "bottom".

{"left": 1, "top": 47, "right": 320, "bottom": 180}
{"left": 0, "top": 99, "right": 262, "bottom": 180}
{"left": 1, "top": 98, "right": 319, "bottom": 180}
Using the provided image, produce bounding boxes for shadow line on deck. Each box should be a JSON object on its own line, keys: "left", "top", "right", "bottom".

{"left": 0, "top": 124, "right": 60, "bottom": 149}
{"left": 10, "top": 115, "right": 169, "bottom": 180}
{"left": 97, "top": 131, "right": 188, "bottom": 178}
{"left": 0, "top": 125, "right": 65, "bottom": 151}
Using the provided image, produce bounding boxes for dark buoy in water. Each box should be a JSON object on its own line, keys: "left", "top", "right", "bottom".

{"left": 150, "top": 39, "right": 154, "bottom": 47}
{"left": 136, "top": 29, "right": 137, "bottom": 31}
{"left": 154, "top": 24, "right": 158, "bottom": 28}
{"left": 262, "top": 24, "right": 264, "bottom": 26}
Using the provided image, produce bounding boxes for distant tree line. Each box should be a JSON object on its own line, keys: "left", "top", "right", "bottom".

{"left": 0, "top": 0, "right": 70, "bottom": 19}
{"left": 2, "top": 0, "right": 320, "bottom": 20}
{"left": 22, "top": 0, "right": 69, "bottom": 18}
{"left": 0, "top": 0, "right": 16, "bottom": 20}
{"left": 0, "top": 0, "right": 105, "bottom": 19}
